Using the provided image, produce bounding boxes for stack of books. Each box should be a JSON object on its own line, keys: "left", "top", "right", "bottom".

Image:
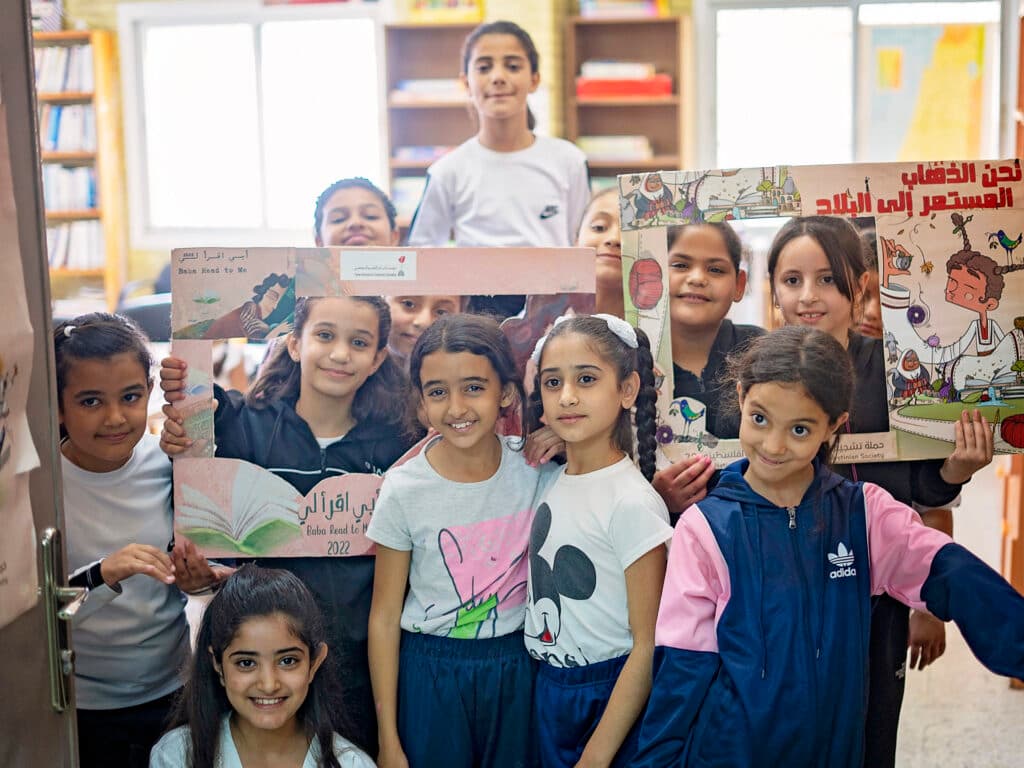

{"left": 576, "top": 60, "right": 672, "bottom": 99}
{"left": 579, "top": 0, "right": 669, "bottom": 18}
{"left": 576, "top": 135, "right": 654, "bottom": 162}
{"left": 390, "top": 79, "right": 467, "bottom": 104}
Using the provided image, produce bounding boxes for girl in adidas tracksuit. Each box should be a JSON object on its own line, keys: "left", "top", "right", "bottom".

{"left": 631, "top": 327, "right": 1024, "bottom": 768}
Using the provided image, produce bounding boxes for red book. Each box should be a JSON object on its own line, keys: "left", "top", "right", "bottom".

{"left": 576, "top": 75, "right": 672, "bottom": 99}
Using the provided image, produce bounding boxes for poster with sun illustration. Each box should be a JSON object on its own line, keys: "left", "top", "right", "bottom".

{"left": 171, "top": 246, "right": 593, "bottom": 557}
{"left": 619, "top": 160, "right": 1024, "bottom": 465}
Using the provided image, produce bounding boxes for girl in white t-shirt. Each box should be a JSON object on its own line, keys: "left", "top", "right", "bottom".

{"left": 406, "top": 20, "right": 590, "bottom": 319}
{"left": 525, "top": 314, "right": 671, "bottom": 768}
{"left": 367, "top": 313, "right": 551, "bottom": 768}
{"left": 150, "top": 564, "right": 374, "bottom": 768}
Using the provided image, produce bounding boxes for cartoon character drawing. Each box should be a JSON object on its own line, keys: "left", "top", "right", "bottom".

{"left": 890, "top": 349, "right": 931, "bottom": 401}
{"left": 438, "top": 508, "right": 532, "bottom": 640}
{"left": 202, "top": 272, "right": 294, "bottom": 341}
{"left": 929, "top": 214, "right": 1024, "bottom": 364}
{"left": 631, "top": 173, "right": 675, "bottom": 222}
{"left": 526, "top": 503, "right": 596, "bottom": 667}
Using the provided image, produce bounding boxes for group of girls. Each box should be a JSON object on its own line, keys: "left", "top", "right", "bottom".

{"left": 51, "top": 16, "right": 1024, "bottom": 768}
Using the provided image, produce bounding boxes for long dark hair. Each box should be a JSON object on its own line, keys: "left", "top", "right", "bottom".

{"left": 461, "top": 20, "right": 539, "bottom": 131}
{"left": 408, "top": 313, "right": 526, "bottom": 438}
{"left": 251, "top": 272, "right": 291, "bottom": 304}
{"left": 727, "top": 326, "right": 853, "bottom": 464}
{"left": 313, "top": 177, "right": 397, "bottom": 244}
{"left": 166, "top": 565, "right": 351, "bottom": 768}
{"left": 52, "top": 313, "right": 152, "bottom": 438}
{"left": 527, "top": 315, "right": 658, "bottom": 480}
{"left": 767, "top": 215, "right": 867, "bottom": 305}
{"left": 245, "top": 296, "right": 407, "bottom": 425}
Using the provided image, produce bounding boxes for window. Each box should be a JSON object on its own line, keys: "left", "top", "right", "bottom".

{"left": 697, "top": 0, "right": 1005, "bottom": 167}
{"left": 120, "top": 2, "right": 386, "bottom": 249}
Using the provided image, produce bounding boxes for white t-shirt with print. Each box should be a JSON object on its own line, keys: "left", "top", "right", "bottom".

{"left": 367, "top": 435, "right": 555, "bottom": 639}
{"left": 524, "top": 456, "right": 671, "bottom": 668}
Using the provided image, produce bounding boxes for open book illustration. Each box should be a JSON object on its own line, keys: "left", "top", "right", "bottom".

{"left": 175, "top": 460, "right": 302, "bottom": 555}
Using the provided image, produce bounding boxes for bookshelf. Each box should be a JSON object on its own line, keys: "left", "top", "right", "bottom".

{"left": 33, "top": 29, "right": 124, "bottom": 312}
{"left": 383, "top": 22, "right": 477, "bottom": 230}
{"left": 564, "top": 15, "right": 693, "bottom": 184}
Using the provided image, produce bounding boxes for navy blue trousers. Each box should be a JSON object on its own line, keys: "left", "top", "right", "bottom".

{"left": 398, "top": 631, "right": 536, "bottom": 768}
{"left": 533, "top": 655, "right": 639, "bottom": 768}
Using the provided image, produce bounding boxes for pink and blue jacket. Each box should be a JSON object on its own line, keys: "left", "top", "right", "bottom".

{"left": 632, "top": 459, "right": 1024, "bottom": 768}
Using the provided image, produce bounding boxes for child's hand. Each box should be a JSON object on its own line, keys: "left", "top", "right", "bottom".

{"left": 160, "top": 356, "right": 188, "bottom": 403}
{"left": 100, "top": 544, "right": 176, "bottom": 587}
{"left": 908, "top": 609, "right": 946, "bottom": 670}
{"left": 940, "top": 409, "right": 993, "bottom": 485}
{"left": 159, "top": 400, "right": 216, "bottom": 456}
{"left": 171, "top": 539, "right": 236, "bottom": 594}
{"left": 652, "top": 454, "right": 715, "bottom": 516}
{"left": 524, "top": 426, "right": 564, "bottom": 467}
{"left": 160, "top": 402, "right": 192, "bottom": 455}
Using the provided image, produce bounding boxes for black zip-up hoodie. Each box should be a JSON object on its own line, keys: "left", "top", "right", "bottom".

{"left": 212, "top": 384, "right": 418, "bottom": 751}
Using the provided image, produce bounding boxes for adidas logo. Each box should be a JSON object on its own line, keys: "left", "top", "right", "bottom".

{"left": 828, "top": 542, "right": 857, "bottom": 579}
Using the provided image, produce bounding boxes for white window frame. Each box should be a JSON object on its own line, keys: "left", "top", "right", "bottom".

{"left": 118, "top": 0, "right": 389, "bottom": 250}
{"left": 692, "top": 0, "right": 1019, "bottom": 168}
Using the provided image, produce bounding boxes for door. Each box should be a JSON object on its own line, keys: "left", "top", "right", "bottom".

{"left": 0, "top": 1, "right": 78, "bottom": 765}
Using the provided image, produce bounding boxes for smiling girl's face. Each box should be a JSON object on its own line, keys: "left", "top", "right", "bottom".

{"left": 772, "top": 235, "right": 856, "bottom": 345}
{"left": 213, "top": 612, "right": 327, "bottom": 738}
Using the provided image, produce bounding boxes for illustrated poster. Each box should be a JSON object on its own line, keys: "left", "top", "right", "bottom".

{"left": 618, "top": 160, "right": 1024, "bottom": 465}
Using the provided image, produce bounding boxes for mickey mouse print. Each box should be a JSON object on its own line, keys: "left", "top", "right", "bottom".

{"left": 524, "top": 457, "right": 672, "bottom": 668}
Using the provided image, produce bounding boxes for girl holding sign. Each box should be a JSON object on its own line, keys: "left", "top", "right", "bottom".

{"left": 161, "top": 295, "right": 420, "bottom": 758}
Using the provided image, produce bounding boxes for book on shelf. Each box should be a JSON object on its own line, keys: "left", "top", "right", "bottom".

{"left": 39, "top": 104, "right": 96, "bottom": 151}
{"left": 42, "top": 164, "right": 97, "bottom": 210}
{"left": 579, "top": 0, "right": 669, "bottom": 18}
{"left": 33, "top": 42, "right": 94, "bottom": 93}
{"left": 31, "top": 1, "right": 63, "bottom": 32}
{"left": 580, "top": 60, "right": 657, "bottom": 79}
{"left": 576, "top": 75, "right": 672, "bottom": 99}
{"left": 391, "top": 78, "right": 467, "bottom": 104}
{"left": 46, "top": 220, "right": 104, "bottom": 271}
{"left": 576, "top": 135, "right": 654, "bottom": 161}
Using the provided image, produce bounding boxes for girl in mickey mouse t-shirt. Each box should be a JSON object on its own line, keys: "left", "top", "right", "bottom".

{"left": 524, "top": 315, "right": 671, "bottom": 768}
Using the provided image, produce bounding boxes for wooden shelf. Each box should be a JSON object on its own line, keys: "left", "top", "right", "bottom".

{"left": 45, "top": 208, "right": 102, "bottom": 221}
{"left": 50, "top": 268, "right": 104, "bottom": 277}
{"left": 34, "top": 29, "right": 124, "bottom": 311}
{"left": 40, "top": 151, "right": 96, "bottom": 164}
{"left": 575, "top": 96, "right": 679, "bottom": 107}
{"left": 37, "top": 91, "right": 94, "bottom": 103}
{"left": 587, "top": 156, "right": 680, "bottom": 171}
{"left": 565, "top": 15, "right": 693, "bottom": 172}
{"left": 33, "top": 30, "right": 92, "bottom": 44}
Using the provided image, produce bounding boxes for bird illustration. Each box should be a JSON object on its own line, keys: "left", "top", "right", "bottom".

{"left": 987, "top": 230, "right": 1023, "bottom": 264}
{"left": 669, "top": 397, "right": 706, "bottom": 442}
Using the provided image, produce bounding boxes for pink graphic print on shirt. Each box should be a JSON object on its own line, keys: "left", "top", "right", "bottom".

{"left": 438, "top": 506, "right": 533, "bottom": 639}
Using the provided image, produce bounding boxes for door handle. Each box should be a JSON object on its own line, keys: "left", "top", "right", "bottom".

{"left": 40, "top": 527, "right": 84, "bottom": 712}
